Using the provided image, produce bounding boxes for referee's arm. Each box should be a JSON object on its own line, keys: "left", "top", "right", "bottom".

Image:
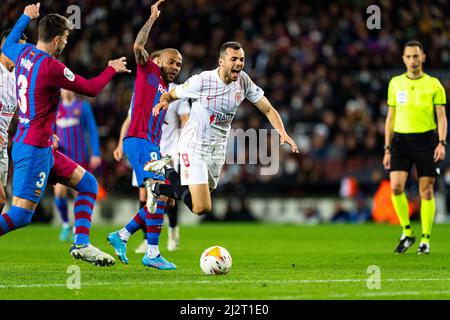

{"left": 383, "top": 107, "right": 395, "bottom": 170}
{"left": 434, "top": 105, "right": 447, "bottom": 162}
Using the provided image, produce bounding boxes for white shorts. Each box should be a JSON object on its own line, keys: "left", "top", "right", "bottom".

{"left": 0, "top": 148, "right": 8, "bottom": 186}
{"left": 178, "top": 151, "right": 224, "bottom": 190}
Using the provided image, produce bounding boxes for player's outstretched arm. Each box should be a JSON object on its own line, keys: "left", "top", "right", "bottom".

{"left": 133, "top": 0, "right": 166, "bottom": 65}
{"left": 254, "top": 96, "right": 299, "bottom": 153}
{"left": 2, "top": 3, "right": 40, "bottom": 62}
{"left": 49, "top": 57, "right": 130, "bottom": 97}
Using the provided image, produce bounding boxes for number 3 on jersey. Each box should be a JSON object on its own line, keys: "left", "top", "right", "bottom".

{"left": 17, "top": 74, "right": 28, "bottom": 114}
{"left": 36, "top": 172, "right": 46, "bottom": 188}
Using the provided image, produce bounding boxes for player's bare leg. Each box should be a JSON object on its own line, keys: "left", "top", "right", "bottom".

{"left": 390, "top": 171, "right": 415, "bottom": 253}
{"left": 188, "top": 184, "right": 212, "bottom": 215}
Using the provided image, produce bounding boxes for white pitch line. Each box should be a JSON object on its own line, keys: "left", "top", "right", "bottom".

{"left": 1, "top": 278, "right": 450, "bottom": 289}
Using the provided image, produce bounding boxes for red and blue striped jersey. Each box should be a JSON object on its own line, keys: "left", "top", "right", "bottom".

{"left": 126, "top": 58, "right": 168, "bottom": 145}
{"left": 55, "top": 99, "right": 100, "bottom": 165}
{"left": 2, "top": 14, "right": 116, "bottom": 148}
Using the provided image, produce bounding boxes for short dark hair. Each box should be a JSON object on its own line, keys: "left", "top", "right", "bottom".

{"left": 219, "top": 41, "right": 243, "bottom": 57}
{"left": 38, "top": 13, "right": 74, "bottom": 43}
{"left": 150, "top": 50, "right": 162, "bottom": 59}
{"left": 404, "top": 40, "right": 424, "bottom": 52}
{"left": 0, "top": 28, "right": 27, "bottom": 46}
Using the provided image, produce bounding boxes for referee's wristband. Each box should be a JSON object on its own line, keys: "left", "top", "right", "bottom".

{"left": 383, "top": 145, "right": 391, "bottom": 152}
{"left": 439, "top": 140, "right": 447, "bottom": 147}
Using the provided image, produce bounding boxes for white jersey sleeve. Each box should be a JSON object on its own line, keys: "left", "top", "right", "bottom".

{"left": 240, "top": 71, "right": 264, "bottom": 104}
{"left": 175, "top": 74, "right": 203, "bottom": 100}
{"left": 176, "top": 99, "right": 190, "bottom": 116}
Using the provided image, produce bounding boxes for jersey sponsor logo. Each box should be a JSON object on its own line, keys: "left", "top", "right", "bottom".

{"left": 182, "top": 80, "right": 190, "bottom": 88}
{"left": 158, "top": 84, "right": 167, "bottom": 95}
{"left": 20, "top": 58, "right": 34, "bottom": 71}
{"left": 209, "top": 112, "right": 234, "bottom": 124}
{"left": 56, "top": 117, "right": 80, "bottom": 128}
{"left": 64, "top": 68, "right": 75, "bottom": 82}
{"left": 397, "top": 91, "right": 407, "bottom": 104}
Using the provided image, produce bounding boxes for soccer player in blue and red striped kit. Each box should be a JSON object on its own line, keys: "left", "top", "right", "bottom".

{"left": 54, "top": 89, "right": 102, "bottom": 241}
{"left": 0, "top": 3, "right": 130, "bottom": 266}
{"left": 107, "top": 0, "right": 182, "bottom": 270}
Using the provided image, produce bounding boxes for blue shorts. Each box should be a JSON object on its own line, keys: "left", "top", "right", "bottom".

{"left": 12, "top": 143, "right": 54, "bottom": 203}
{"left": 123, "top": 137, "right": 165, "bottom": 187}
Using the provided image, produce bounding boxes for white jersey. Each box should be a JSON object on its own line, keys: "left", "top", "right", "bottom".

{"left": 0, "top": 62, "right": 18, "bottom": 149}
{"left": 175, "top": 68, "right": 264, "bottom": 159}
{"left": 160, "top": 83, "right": 190, "bottom": 158}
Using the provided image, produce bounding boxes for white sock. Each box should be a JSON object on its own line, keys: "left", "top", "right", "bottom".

{"left": 146, "top": 244, "right": 160, "bottom": 258}
{"left": 118, "top": 228, "right": 131, "bottom": 242}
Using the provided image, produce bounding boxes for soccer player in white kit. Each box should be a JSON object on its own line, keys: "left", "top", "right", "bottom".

{"left": 146, "top": 41, "right": 299, "bottom": 215}
{"left": 0, "top": 29, "right": 27, "bottom": 213}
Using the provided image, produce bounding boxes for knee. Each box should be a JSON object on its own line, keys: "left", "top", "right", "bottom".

{"left": 191, "top": 204, "right": 212, "bottom": 216}
{"left": 9, "top": 206, "right": 34, "bottom": 229}
{"left": 166, "top": 198, "right": 176, "bottom": 210}
{"left": 420, "top": 186, "right": 434, "bottom": 200}
{"left": 76, "top": 172, "right": 98, "bottom": 194}
{"left": 391, "top": 184, "right": 404, "bottom": 196}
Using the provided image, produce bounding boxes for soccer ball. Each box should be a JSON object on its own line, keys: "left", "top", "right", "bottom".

{"left": 200, "top": 246, "right": 232, "bottom": 275}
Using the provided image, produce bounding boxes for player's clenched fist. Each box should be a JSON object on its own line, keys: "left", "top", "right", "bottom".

{"left": 108, "top": 57, "right": 131, "bottom": 73}
{"left": 24, "top": 2, "right": 40, "bottom": 19}
{"left": 150, "top": 0, "right": 165, "bottom": 20}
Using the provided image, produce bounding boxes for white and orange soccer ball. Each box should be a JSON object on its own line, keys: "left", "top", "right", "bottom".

{"left": 200, "top": 246, "right": 232, "bottom": 275}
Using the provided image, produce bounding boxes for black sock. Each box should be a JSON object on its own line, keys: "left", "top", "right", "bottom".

{"left": 154, "top": 183, "right": 176, "bottom": 199}
{"left": 167, "top": 202, "right": 178, "bottom": 228}
{"left": 181, "top": 188, "right": 193, "bottom": 211}
{"left": 139, "top": 200, "right": 146, "bottom": 209}
{"left": 164, "top": 168, "right": 193, "bottom": 211}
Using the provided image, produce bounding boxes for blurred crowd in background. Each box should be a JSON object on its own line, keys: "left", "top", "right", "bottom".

{"left": 2, "top": 0, "right": 450, "bottom": 204}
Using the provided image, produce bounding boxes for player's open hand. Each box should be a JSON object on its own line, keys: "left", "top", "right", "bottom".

{"left": 434, "top": 143, "right": 445, "bottom": 162}
{"left": 280, "top": 133, "right": 299, "bottom": 153}
{"left": 383, "top": 152, "right": 391, "bottom": 170}
{"left": 113, "top": 145, "right": 124, "bottom": 162}
{"left": 153, "top": 101, "right": 169, "bottom": 117}
{"left": 108, "top": 57, "right": 131, "bottom": 73}
{"left": 51, "top": 133, "right": 59, "bottom": 150}
{"left": 89, "top": 156, "right": 102, "bottom": 170}
{"left": 150, "top": 0, "right": 165, "bottom": 20}
{"left": 24, "top": 3, "right": 40, "bottom": 19}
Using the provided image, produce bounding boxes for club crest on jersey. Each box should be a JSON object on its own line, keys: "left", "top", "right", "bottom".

{"left": 235, "top": 91, "right": 242, "bottom": 101}
{"left": 64, "top": 68, "right": 75, "bottom": 82}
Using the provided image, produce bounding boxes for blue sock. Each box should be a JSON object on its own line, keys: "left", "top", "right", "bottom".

{"left": 146, "top": 200, "right": 166, "bottom": 245}
{"left": 0, "top": 206, "right": 34, "bottom": 236}
{"left": 73, "top": 172, "right": 98, "bottom": 245}
{"left": 54, "top": 197, "right": 69, "bottom": 224}
{"left": 125, "top": 207, "right": 146, "bottom": 234}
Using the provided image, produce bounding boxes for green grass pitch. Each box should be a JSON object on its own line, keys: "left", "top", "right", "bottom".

{"left": 1, "top": 222, "right": 450, "bottom": 300}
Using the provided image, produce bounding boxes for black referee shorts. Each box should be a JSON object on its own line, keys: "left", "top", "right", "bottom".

{"left": 390, "top": 130, "right": 440, "bottom": 177}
